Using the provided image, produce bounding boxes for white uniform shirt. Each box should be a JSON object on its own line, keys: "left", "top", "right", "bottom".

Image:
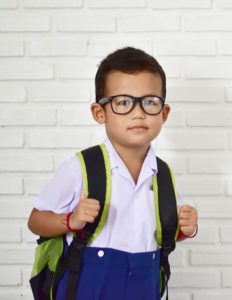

{"left": 34, "top": 138, "right": 182, "bottom": 253}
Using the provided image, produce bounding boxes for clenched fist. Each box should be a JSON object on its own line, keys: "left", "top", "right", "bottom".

{"left": 69, "top": 189, "right": 100, "bottom": 231}
{"left": 178, "top": 205, "right": 198, "bottom": 237}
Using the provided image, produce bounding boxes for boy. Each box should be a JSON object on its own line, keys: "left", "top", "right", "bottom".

{"left": 28, "top": 47, "right": 198, "bottom": 300}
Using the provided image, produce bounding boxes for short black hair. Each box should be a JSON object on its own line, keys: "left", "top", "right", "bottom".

{"left": 95, "top": 47, "right": 166, "bottom": 102}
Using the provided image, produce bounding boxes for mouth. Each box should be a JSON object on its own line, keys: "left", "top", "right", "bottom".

{"left": 128, "top": 125, "right": 148, "bottom": 131}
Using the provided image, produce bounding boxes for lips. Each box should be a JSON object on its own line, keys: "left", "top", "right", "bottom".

{"left": 128, "top": 125, "right": 148, "bottom": 131}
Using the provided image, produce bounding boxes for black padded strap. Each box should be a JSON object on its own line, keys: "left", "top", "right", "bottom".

{"left": 65, "top": 145, "right": 107, "bottom": 300}
{"left": 156, "top": 157, "right": 178, "bottom": 299}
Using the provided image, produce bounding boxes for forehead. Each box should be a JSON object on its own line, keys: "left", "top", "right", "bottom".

{"left": 104, "top": 70, "right": 162, "bottom": 97}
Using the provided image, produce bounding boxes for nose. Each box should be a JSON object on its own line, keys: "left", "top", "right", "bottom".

{"left": 131, "top": 101, "right": 145, "bottom": 118}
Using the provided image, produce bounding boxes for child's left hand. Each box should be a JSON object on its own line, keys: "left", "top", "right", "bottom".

{"left": 178, "top": 205, "right": 198, "bottom": 237}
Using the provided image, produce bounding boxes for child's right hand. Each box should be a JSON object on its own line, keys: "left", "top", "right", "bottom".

{"left": 69, "top": 189, "right": 100, "bottom": 230}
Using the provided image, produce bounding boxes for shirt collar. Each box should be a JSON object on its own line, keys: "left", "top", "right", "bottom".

{"left": 103, "top": 138, "right": 158, "bottom": 175}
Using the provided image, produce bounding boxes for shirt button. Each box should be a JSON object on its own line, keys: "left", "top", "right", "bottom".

{"left": 98, "top": 250, "right": 104, "bottom": 257}
{"left": 153, "top": 253, "right": 156, "bottom": 260}
{"left": 128, "top": 271, "right": 132, "bottom": 276}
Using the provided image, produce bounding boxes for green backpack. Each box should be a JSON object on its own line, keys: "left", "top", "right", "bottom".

{"left": 30, "top": 144, "right": 179, "bottom": 300}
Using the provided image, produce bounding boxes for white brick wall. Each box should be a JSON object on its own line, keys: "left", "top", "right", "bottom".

{"left": 0, "top": 0, "right": 231, "bottom": 299}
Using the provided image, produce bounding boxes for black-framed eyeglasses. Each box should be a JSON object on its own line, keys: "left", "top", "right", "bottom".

{"left": 99, "top": 94, "right": 165, "bottom": 115}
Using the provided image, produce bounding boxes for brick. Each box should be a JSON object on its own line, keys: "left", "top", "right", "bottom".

{"left": 0, "top": 85, "right": 25, "bottom": 102}
{"left": 165, "top": 110, "right": 185, "bottom": 127}
{"left": 227, "top": 178, "right": 232, "bottom": 195}
{"left": 159, "top": 132, "right": 226, "bottom": 150}
{"left": 223, "top": 270, "right": 232, "bottom": 287}
{"left": 0, "top": 109, "right": 56, "bottom": 126}
{"left": 0, "top": 15, "right": 51, "bottom": 32}
{"left": 188, "top": 110, "right": 232, "bottom": 127}
{"left": 177, "top": 178, "right": 224, "bottom": 196}
{"left": 0, "top": 223, "right": 21, "bottom": 242}
{"left": 184, "top": 15, "right": 232, "bottom": 31}
{"left": 22, "top": 226, "right": 38, "bottom": 243}
{"left": 191, "top": 249, "right": 232, "bottom": 265}
{"left": 0, "top": 291, "right": 38, "bottom": 300}
{"left": 184, "top": 62, "right": 232, "bottom": 79}
{"left": 0, "top": 267, "right": 21, "bottom": 286}
{"left": 90, "top": 39, "right": 152, "bottom": 57}
{"left": 221, "top": 226, "right": 232, "bottom": 243}
{"left": 0, "top": 155, "right": 53, "bottom": 172}
{"left": 0, "top": 131, "right": 24, "bottom": 148}
{"left": 0, "top": 291, "right": 33, "bottom": 300}
{"left": 170, "top": 270, "right": 219, "bottom": 288}
{"left": 0, "top": 198, "right": 32, "bottom": 218}
{"left": 29, "top": 39, "right": 87, "bottom": 56}
{"left": 167, "top": 85, "right": 225, "bottom": 103}
{"left": 0, "top": 63, "right": 53, "bottom": 80}
{"left": 0, "top": 0, "right": 17, "bottom": 8}
{"left": 23, "top": 0, "right": 82, "bottom": 8}
{"left": 122, "top": 15, "right": 180, "bottom": 32}
{"left": 158, "top": 155, "right": 186, "bottom": 174}
{"left": 56, "top": 62, "right": 97, "bottom": 79}
{"left": 0, "top": 41, "right": 24, "bottom": 56}
{"left": 169, "top": 247, "right": 186, "bottom": 267}
{"left": 194, "top": 293, "right": 232, "bottom": 300}
{"left": 189, "top": 156, "right": 232, "bottom": 174}
{"left": 29, "top": 129, "right": 91, "bottom": 149}
{"left": 89, "top": 126, "right": 107, "bottom": 146}
{"left": 152, "top": 0, "right": 211, "bottom": 9}
{"left": 226, "top": 87, "right": 232, "bottom": 102}
{"left": 155, "top": 39, "right": 216, "bottom": 56}
{"left": 197, "top": 201, "right": 232, "bottom": 218}
{"left": 24, "top": 176, "right": 51, "bottom": 195}
{"left": 219, "top": 39, "right": 232, "bottom": 55}
{"left": 216, "top": 0, "right": 232, "bottom": 8}
{"left": 88, "top": 0, "right": 146, "bottom": 8}
{"left": 54, "top": 152, "right": 78, "bottom": 169}
{"left": 0, "top": 175, "right": 23, "bottom": 195}
{"left": 28, "top": 85, "right": 90, "bottom": 103}
{"left": 168, "top": 293, "right": 191, "bottom": 300}
{"left": 56, "top": 15, "right": 115, "bottom": 32}
{"left": 58, "top": 107, "right": 95, "bottom": 126}
{"left": 0, "top": 247, "right": 34, "bottom": 264}
{"left": 22, "top": 266, "right": 32, "bottom": 287}
{"left": 191, "top": 225, "right": 219, "bottom": 244}
{"left": 158, "top": 62, "right": 180, "bottom": 78}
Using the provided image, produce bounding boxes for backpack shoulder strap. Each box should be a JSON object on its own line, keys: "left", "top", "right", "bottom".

{"left": 153, "top": 157, "right": 179, "bottom": 299}
{"left": 63, "top": 144, "right": 111, "bottom": 300}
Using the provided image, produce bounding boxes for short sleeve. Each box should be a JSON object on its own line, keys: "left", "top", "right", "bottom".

{"left": 33, "top": 156, "right": 83, "bottom": 214}
{"left": 176, "top": 186, "right": 183, "bottom": 207}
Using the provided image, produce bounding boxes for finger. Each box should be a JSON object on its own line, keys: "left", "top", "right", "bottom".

{"left": 180, "top": 225, "right": 195, "bottom": 236}
{"left": 80, "top": 189, "right": 86, "bottom": 200}
{"left": 179, "top": 219, "right": 193, "bottom": 227}
{"left": 180, "top": 205, "right": 195, "bottom": 213}
{"left": 81, "top": 199, "right": 100, "bottom": 210}
{"left": 179, "top": 211, "right": 193, "bottom": 220}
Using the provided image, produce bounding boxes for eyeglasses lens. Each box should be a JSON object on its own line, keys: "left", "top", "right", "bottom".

{"left": 112, "top": 96, "right": 163, "bottom": 115}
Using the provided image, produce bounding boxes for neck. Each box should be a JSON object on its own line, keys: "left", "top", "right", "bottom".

{"left": 109, "top": 139, "right": 150, "bottom": 184}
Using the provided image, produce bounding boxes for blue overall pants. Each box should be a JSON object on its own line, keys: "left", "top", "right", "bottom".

{"left": 56, "top": 246, "right": 161, "bottom": 300}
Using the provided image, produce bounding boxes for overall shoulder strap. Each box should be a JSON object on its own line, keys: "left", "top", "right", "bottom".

{"left": 153, "top": 157, "right": 179, "bottom": 299}
{"left": 63, "top": 144, "right": 111, "bottom": 300}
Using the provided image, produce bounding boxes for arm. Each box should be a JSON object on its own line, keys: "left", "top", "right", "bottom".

{"left": 28, "top": 189, "right": 100, "bottom": 237}
{"left": 177, "top": 205, "right": 198, "bottom": 241}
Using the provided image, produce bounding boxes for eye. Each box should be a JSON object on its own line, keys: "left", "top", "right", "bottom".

{"left": 114, "top": 96, "right": 131, "bottom": 106}
{"left": 118, "top": 100, "right": 130, "bottom": 106}
{"left": 143, "top": 99, "right": 158, "bottom": 106}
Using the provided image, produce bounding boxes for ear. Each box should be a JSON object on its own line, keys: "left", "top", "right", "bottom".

{"left": 161, "top": 104, "right": 170, "bottom": 123}
{"left": 91, "top": 103, "right": 106, "bottom": 124}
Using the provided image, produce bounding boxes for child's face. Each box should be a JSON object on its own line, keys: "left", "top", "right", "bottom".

{"left": 91, "top": 70, "right": 170, "bottom": 150}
